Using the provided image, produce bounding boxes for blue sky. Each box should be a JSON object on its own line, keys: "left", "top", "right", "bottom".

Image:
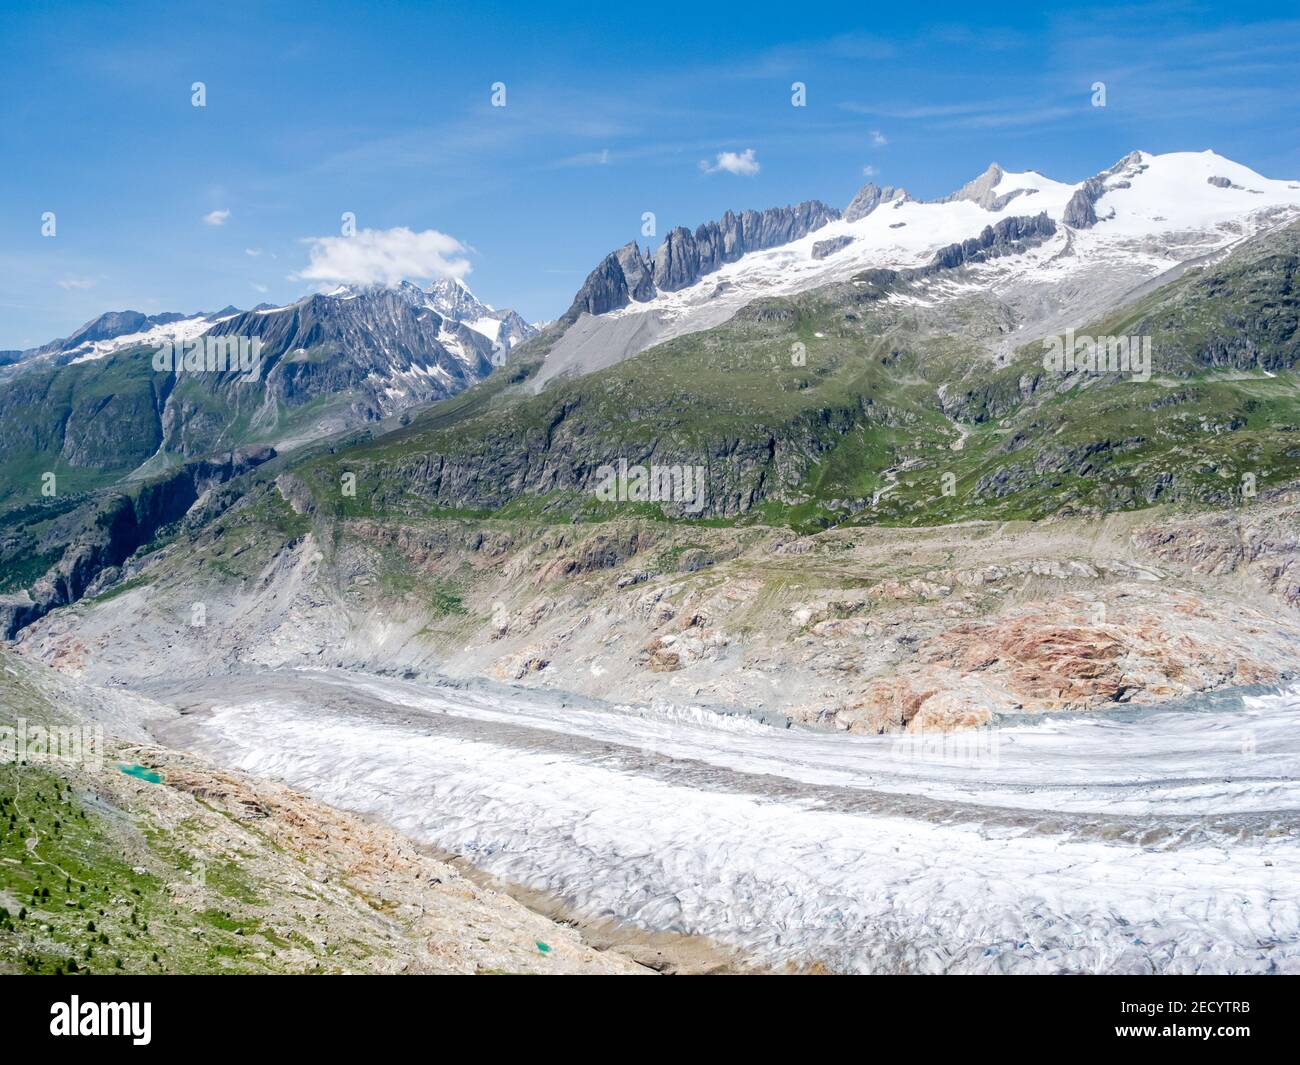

{"left": 3, "top": 0, "right": 1299, "bottom": 348}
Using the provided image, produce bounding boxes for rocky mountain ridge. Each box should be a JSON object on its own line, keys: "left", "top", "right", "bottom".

{"left": 3, "top": 278, "right": 537, "bottom": 381}
{"left": 0, "top": 280, "right": 539, "bottom": 507}
{"left": 563, "top": 200, "right": 841, "bottom": 321}
{"left": 537, "top": 150, "right": 1300, "bottom": 390}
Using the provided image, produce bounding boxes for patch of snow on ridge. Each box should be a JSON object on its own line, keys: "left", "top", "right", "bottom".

{"left": 467, "top": 316, "right": 503, "bottom": 344}
{"left": 989, "top": 167, "right": 1075, "bottom": 201}
{"left": 67, "top": 314, "right": 214, "bottom": 365}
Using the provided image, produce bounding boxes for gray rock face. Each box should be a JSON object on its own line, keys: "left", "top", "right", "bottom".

{"left": 655, "top": 201, "right": 841, "bottom": 291}
{"left": 933, "top": 163, "right": 1042, "bottom": 212}
{"left": 425, "top": 277, "right": 538, "bottom": 357}
{"left": 567, "top": 246, "right": 642, "bottom": 319}
{"left": 207, "top": 286, "right": 497, "bottom": 412}
{"left": 812, "top": 235, "right": 855, "bottom": 259}
{"left": 843, "top": 183, "right": 907, "bottom": 222}
{"left": 653, "top": 227, "right": 702, "bottom": 292}
{"left": 940, "top": 163, "right": 1005, "bottom": 207}
{"left": 67, "top": 309, "right": 197, "bottom": 350}
{"left": 734, "top": 201, "right": 838, "bottom": 252}
{"left": 424, "top": 277, "right": 482, "bottom": 320}
{"left": 64, "top": 311, "right": 153, "bottom": 346}
{"left": 851, "top": 213, "right": 1057, "bottom": 296}
{"left": 0, "top": 446, "right": 276, "bottom": 639}
{"left": 563, "top": 201, "right": 840, "bottom": 321}
{"left": 1063, "top": 178, "right": 1105, "bottom": 229}
{"left": 924, "top": 213, "right": 1057, "bottom": 272}
{"left": 1063, "top": 152, "right": 1151, "bottom": 230}
{"left": 615, "top": 243, "right": 656, "bottom": 302}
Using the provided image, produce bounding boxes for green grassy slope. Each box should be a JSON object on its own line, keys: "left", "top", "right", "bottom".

{"left": 278, "top": 222, "right": 1300, "bottom": 534}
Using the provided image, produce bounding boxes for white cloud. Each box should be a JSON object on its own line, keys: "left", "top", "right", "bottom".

{"left": 203, "top": 208, "right": 231, "bottom": 226}
{"left": 870, "top": 130, "right": 888, "bottom": 147}
{"left": 251, "top": 282, "right": 269, "bottom": 294}
{"left": 862, "top": 164, "right": 878, "bottom": 176}
{"left": 56, "top": 276, "right": 97, "bottom": 290}
{"left": 699, "top": 148, "right": 760, "bottom": 176}
{"left": 245, "top": 247, "right": 262, "bottom": 257}
{"left": 292, "top": 226, "right": 472, "bottom": 287}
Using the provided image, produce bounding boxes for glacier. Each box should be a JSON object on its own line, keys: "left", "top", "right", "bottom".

{"left": 155, "top": 668, "right": 1300, "bottom": 974}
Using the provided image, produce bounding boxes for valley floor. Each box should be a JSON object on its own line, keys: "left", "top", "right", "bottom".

{"left": 6, "top": 494, "right": 1300, "bottom": 973}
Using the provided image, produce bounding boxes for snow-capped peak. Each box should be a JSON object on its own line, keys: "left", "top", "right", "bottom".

{"left": 624, "top": 149, "right": 1300, "bottom": 314}
{"left": 426, "top": 275, "right": 494, "bottom": 319}
{"left": 276, "top": 277, "right": 537, "bottom": 358}
{"left": 532, "top": 149, "right": 1300, "bottom": 391}
{"left": 421, "top": 277, "right": 537, "bottom": 357}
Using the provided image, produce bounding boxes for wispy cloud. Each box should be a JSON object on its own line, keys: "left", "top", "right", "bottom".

{"left": 699, "top": 148, "right": 760, "bottom": 176}
{"left": 555, "top": 148, "right": 611, "bottom": 168}
{"left": 715, "top": 32, "right": 898, "bottom": 79}
{"left": 244, "top": 247, "right": 262, "bottom": 257}
{"left": 203, "top": 209, "right": 231, "bottom": 226}
{"left": 862, "top": 164, "right": 878, "bottom": 177}
{"left": 842, "top": 98, "right": 1086, "bottom": 135}
{"left": 827, "top": 16, "right": 1300, "bottom": 142}
{"left": 292, "top": 226, "right": 472, "bottom": 287}
{"left": 56, "top": 276, "right": 97, "bottom": 290}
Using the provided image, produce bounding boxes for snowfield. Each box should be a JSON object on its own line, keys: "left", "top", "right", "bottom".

{"left": 613, "top": 150, "right": 1300, "bottom": 323}
{"left": 158, "top": 670, "right": 1300, "bottom": 974}
{"left": 530, "top": 150, "right": 1300, "bottom": 388}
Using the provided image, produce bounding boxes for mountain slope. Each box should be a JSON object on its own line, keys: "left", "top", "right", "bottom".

{"left": 562, "top": 199, "right": 841, "bottom": 320}
{"left": 426, "top": 277, "right": 537, "bottom": 356}
{"left": 0, "top": 648, "right": 645, "bottom": 974}
{"left": 242, "top": 214, "right": 1300, "bottom": 534}
{"left": 533, "top": 150, "right": 1300, "bottom": 391}
{"left": 0, "top": 309, "right": 231, "bottom": 381}
{"left": 6, "top": 155, "right": 1300, "bottom": 751}
{"left": 0, "top": 280, "right": 536, "bottom": 505}
{"left": 5, "top": 148, "right": 1300, "bottom": 685}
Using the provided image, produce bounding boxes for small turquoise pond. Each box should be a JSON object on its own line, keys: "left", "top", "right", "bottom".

{"left": 118, "top": 763, "right": 163, "bottom": 784}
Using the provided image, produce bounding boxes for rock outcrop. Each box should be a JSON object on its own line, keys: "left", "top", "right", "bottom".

{"left": 0, "top": 447, "right": 276, "bottom": 639}
{"left": 923, "top": 212, "right": 1057, "bottom": 272}
{"left": 850, "top": 212, "right": 1057, "bottom": 293}
{"left": 811, "top": 235, "right": 854, "bottom": 259}
{"left": 843, "top": 182, "right": 907, "bottom": 222}
{"left": 562, "top": 200, "right": 840, "bottom": 321}
{"left": 1063, "top": 178, "right": 1104, "bottom": 228}
{"left": 1063, "top": 151, "right": 1149, "bottom": 229}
